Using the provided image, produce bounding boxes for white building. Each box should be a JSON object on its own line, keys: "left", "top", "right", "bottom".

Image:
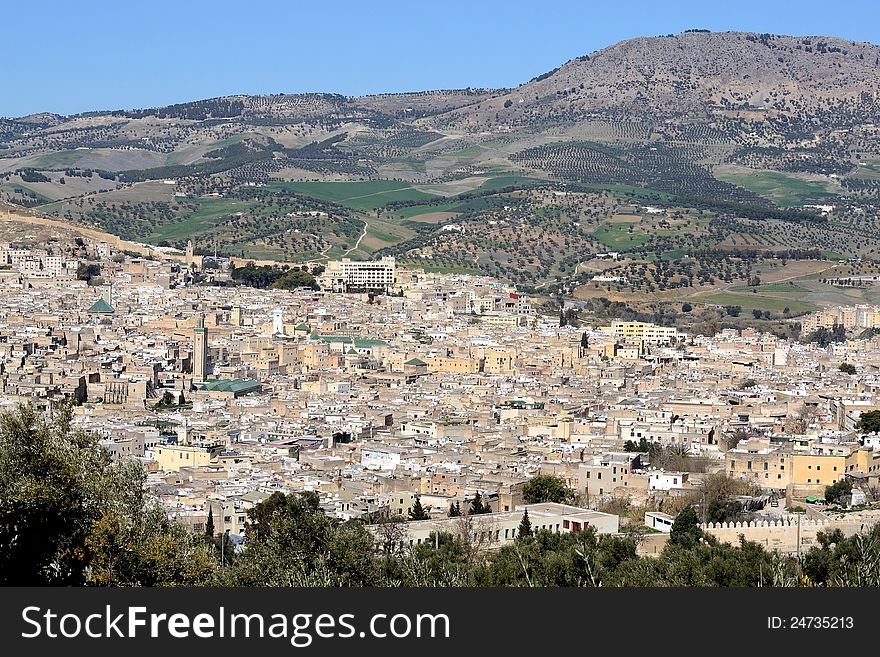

{"left": 317, "top": 257, "right": 396, "bottom": 293}
{"left": 648, "top": 471, "right": 689, "bottom": 491}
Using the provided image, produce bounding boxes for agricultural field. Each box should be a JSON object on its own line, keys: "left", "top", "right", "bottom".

{"left": 713, "top": 166, "right": 836, "bottom": 207}
{"left": 278, "top": 181, "right": 438, "bottom": 212}
{"left": 695, "top": 291, "right": 818, "bottom": 314}
{"left": 593, "top": 223, "right": 653, "bottom": 250}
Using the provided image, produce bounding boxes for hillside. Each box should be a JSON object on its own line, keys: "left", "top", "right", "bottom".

{"left": 2, "top": 29, "right": 880, "bottom": 321}
{"left": 428, "top": 31, "right": 880, "bottom": 130}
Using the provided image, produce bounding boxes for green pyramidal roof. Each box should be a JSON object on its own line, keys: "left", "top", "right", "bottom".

{"left": 87, "top": 297, "right": 115, "bottom": 314}
{"left": 405, "top": 358, "right": 427, "bottom": 366}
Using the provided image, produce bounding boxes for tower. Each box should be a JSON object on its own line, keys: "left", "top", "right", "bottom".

{"left": 231, "top": 306, "right": 242, "bottom": 327}
{"left": 272, "top": 307, "right": 283, "bottom": 336}
{"left": 193, "top": 314, "right": 208, "bottom": 383}
{"left": 185, "top": 240, "right": 194, "bottom": 268}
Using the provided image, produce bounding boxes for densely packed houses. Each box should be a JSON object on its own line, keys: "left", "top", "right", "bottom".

{"left": 3, "top": 238, "right": 880, "bottom": 552}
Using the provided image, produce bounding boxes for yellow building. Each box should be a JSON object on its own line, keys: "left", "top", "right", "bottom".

{"left": 791, "top": 453, "right": 846, "bottom": 488}
{"left": 600, "top": 321, "right": 678, "bottom": 344}
{"left": 155, "top": 444, "right": 223, "bottom": 472}
{"left": 425, "top": 356, "right": 482, "bottom": 374}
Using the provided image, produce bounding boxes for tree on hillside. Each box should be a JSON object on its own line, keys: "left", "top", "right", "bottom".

{"left": 839, "top": 363, "right": 857, "bottom": 375}
{"left": 448, "top": 501, "right": 461, "bottom": 518}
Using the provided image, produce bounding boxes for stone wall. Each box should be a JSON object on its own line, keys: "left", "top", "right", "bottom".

{"left": 701, "top": 517, "right": 875, "bottom": 555}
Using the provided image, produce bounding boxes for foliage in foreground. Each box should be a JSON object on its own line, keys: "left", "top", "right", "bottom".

{"left": 2, "top": 404, "right": 880, "bottom": 587}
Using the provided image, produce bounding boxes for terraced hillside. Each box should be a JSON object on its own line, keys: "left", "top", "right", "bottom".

{"left": 3, "top": 30, "right": 880, "bottom": 315}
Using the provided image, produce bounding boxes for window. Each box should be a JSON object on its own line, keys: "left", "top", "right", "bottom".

{"left": 747, "top": 461, "right": 752, "bottom": 470}
{"left": 597, "top": 472, "right": 602, "bottom": 480}
{"left": 763, "top": 462, "right": 768, "bottom": 471}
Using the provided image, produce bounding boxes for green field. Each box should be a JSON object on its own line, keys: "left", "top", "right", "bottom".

{"left": 29, "top": 151, "right": 89, "bottom": 169}
{"left": 150, "top": 198, "right": 255, "bottom": 241}
{"left": 849, "top": 159, "right": 880, "bottom": 181}
{"left": 474, "top": 175, "right": 543, "bottom": 191}
{"left": 384, "top": 203, "right": 460, "bottom": 220}
{"left": 699, "top": 291, "right": 818, "bottom": 314}
{"left": 714, "top": 168, "right": 834, "bottom": 207}
{"left": 593, "top": 224, "right": 652, "bottom": 250}
{"left": 1, "top": 182, "right": 54, "bottom": 204}
{"left": 729, "top": 282, "right": 805, "bottom": 293}
{"left": 278, "top": 181, "right": 439, "bottom": 212}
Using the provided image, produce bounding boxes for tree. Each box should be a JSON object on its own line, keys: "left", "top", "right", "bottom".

{"left": 824, "top": 479, "right": 853, "bottom": 506}
{"left": 409, "top": 496, "right": 429, "bottom": 521}
{"left": 76, "top": 263, "right": 101, "bottom": 282}
{"left": 669, "top": 506, "right": 703, "bottom": 548}
{"left": 681, "top": 303, "right": 692, "bottom": 313}
{"left": 448, "top": 501, "right": 461, "bottom": 517}
{"left": 0, "top": 403, "right": 215, "bottom": 586}
{"left": 580, "top": 332, "right": 589, "bottom": 349}
{"left": 558, "top": 307, "right": 566, "bottom": 327}
{"left": 469, "top": 492, "right": 491, "bottom": 515}
{"left": 856, "top": 410, "right": 880, "bottom": 435}
{"left": 839, "top": 363, "right": 857, "bottom": 375}
{"left": 517, "top": 509, "right": 532, "bottom": 539}
{"left": 205, "top": 507, "right": 215, "bottom": 538}
{"left": 522, "top": 474, "right": 576, "bottom": 504}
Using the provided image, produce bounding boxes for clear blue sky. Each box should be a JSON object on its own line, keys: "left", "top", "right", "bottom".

{"left": 2, "top": 0, "right": 879, "bottom": 117}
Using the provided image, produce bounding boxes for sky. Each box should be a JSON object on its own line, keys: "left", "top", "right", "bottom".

{"left": 2, "top": 0, "right": 880, "bottom": 117}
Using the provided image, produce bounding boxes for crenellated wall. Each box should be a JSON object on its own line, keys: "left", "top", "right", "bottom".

{"left": 701, "top": 517, "right": 875, "bottom": 555}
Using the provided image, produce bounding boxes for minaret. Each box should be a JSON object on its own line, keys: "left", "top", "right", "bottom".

{"left": 185, "top": 240, "right": 194, "bottom": 268}
{"left": 273, "top": 307, "right": 283, "bottom": 335}
{"left": 231, "top": 306, "right": 242, "bottom": 327}
{"left": 193, "top": 314, "right": 208, "bottom": 382}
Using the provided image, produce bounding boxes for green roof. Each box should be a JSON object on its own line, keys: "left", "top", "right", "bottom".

{"left": 87, "top": 297, "right": 114, "bottom": 314}
{"left": 315, "top": 335, "right": 389, "bottom": 348}
{"left": 404, "top": 358, "right": 427, "bottom": 366}
{"left": 197, "top": 378, "right": 261, "bottom": 393}
{"left": 295, "top": 323, "right": 310, "bottom": 331}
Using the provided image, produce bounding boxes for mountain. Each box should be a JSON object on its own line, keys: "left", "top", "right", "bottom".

{"left": 2, "top": 30, "right": 880, "bottom": 275}
{"left": 427, "top": 31, "right": 880, "bottom": 131}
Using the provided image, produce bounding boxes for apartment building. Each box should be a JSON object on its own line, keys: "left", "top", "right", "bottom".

{"left": 317, "top": 257, "right": 396, "bottom": 293}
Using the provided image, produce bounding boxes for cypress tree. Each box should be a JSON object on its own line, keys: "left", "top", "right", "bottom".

{"left": 205, "top": 506, "right": 215, "bottom": 537}
{"left": 409, "top": 496, "right": 429, "bottom": 521}
{"left": 518, "top": 509, "right": 532, "bottom": 539}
